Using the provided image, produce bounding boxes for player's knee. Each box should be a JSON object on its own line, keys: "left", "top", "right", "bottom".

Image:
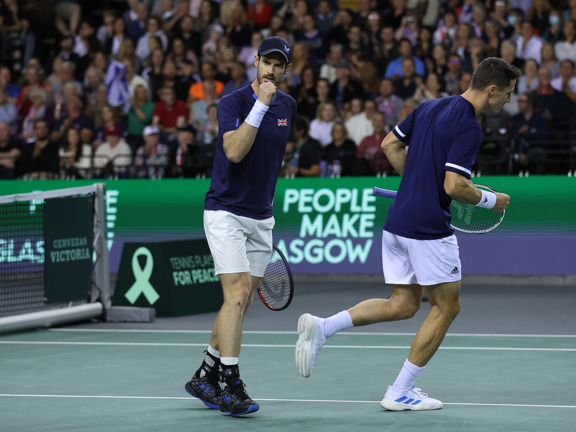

{"left": 402, "top": 301, "right": 421, "bottom": 319}
{"left": 450, "top": 300, "right": 461, "bottom": 319}
{"left": 226, "top": 287, "right": 252, "bottom": 309}
{"left": 434, "top": 299, "right": 461, "bottom": 322}
{"left": 392, "top": 297, "right": 420, "bottom": 319}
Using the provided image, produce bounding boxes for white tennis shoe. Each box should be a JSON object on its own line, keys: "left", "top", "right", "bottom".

{"left": 380, "top": 386, "right": 443, "bottom": 411}
{"left": 295, "top": 313, "right": 326, "bottom": 378}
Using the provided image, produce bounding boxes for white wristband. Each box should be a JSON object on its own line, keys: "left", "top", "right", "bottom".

{"left": 475, "top": 189, "right": 497, "bottom": 209}
{"left": 245, "top": 100, "right": 269, "bottom": 128}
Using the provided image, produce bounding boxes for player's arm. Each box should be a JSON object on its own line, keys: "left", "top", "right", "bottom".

{"left": 381, "top": 131, "right": 407, "bottom": 176}
{"left": 222, "top": 123, "right": 260, "bottom": 163}
{"left": 223, "top": 81, "right": 277, "bottom": 163}
{"left": 444, "top": 171, "right": 510, "bottom": 212}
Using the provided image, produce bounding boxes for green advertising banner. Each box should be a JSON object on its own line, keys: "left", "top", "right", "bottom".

{"left": 2, "top": 177, "right": 575, "bottom": 235}
{"left": 113, "top": 239, "right": 222, "bottom": 317}
{"left": 43, "top": 195, "right": 94, "bottom": 303}
{"left": 1, "top": 177, "right": 575, "bottom": 276}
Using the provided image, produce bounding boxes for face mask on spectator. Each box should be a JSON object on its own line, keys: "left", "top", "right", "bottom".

{"left": 549, "top": 16, "right": 560, "bottom": 26}
{"left": 507, "top": 16, "right": 517, "bottom": 25}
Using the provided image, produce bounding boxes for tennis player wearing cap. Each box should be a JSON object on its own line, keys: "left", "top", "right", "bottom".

{"left": 295, "top": 58, "right": 518, "bottom": 410}
{"left": 185, "top": 36, "right": 296, "bottom": 416}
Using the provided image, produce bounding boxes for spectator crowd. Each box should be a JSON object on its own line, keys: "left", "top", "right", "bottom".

{"left": 1, "top": 0, "right": 575, "bottom": 180}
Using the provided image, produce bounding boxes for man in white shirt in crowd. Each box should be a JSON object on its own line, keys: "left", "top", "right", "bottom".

{"left": 94, "top": 124, "right": 133, "bottom": 177}
{"left": 551, "top": 59, "right": 576, "bottom": 104}
{"left": 345, "top": 98, "right": 376, "bottom": 146}
{"left": 515, "top": 21, "right": 543, "bottom": 63}
{"left": 319, "top": 43, "right": 344, "bottom": 84}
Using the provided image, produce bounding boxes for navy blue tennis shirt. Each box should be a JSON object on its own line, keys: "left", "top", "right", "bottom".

{"left": 384, "top": 95, "right": 484, "bottom": 240}
{"left": 205, "top": 84, "right": 297, "bottom": 219}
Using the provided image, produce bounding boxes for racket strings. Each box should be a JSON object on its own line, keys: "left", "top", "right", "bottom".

{"left": 449, "top": 202, "right": 503, "bottom": 233}
{"left": 259, "top": 252, "right": 292, "bottom": 310}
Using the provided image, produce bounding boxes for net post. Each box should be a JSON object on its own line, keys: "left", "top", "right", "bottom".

{"left": 92, "top": 183, "right": 112, "bottom": 307}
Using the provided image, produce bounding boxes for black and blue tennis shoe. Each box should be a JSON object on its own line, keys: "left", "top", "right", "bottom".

{"left": 219, "top": 379, "right": 260, "bottom": 416}
{"left": 185, "top": 372, "right": 222, "bottom": 410}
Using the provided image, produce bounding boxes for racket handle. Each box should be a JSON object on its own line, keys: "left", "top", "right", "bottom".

{"left": 372, "top": 187, "right": 397, "bottom": 199}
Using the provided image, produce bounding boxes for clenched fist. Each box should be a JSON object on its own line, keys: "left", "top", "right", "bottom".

{"left": 493, "top": 192, "right": 510, "bottom": 212}
{"left": 257, "top": 81, "right": 277, "bottom": 106}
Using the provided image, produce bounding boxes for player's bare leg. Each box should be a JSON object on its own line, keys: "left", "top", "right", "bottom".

{"left": 186, "top": 272, "right": 260, "bottom": 415}
{"left": 296, "top": 284, "right": 424, "bottom": 377}
{"left": 408, "top": 281, "right": 461, "bottom": 366}
{"left": 212, "top": 272, "right": 260, "bottom": 415}
{"left": 381, "top": 281, "right": 460, "bottom": 411}
{"left": 348, "top": 284, "right": 423, "bottom": 325}
{"left": 215, "top": 272, "right": 254, "bottom": 356}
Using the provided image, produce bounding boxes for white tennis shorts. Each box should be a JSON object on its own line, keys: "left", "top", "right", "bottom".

{"left": 381, "top": 230, "right": 462, "bottom": 286}
{"left": 204, "top": 210, "right": 274, "bottom": 277}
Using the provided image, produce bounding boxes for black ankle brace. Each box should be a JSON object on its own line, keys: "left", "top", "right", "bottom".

{"left": 199, "top": 350, "right": 221, "bottom": 377}
{"left": 221, "top": 364, "right": 240, "bottom": 385}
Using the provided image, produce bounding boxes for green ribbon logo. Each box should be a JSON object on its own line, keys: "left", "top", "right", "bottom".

{"left": 125, "top": 247, "right": 160, "bottom": 305}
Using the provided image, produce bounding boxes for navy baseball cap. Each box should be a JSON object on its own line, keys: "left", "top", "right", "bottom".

{"left": 258, "top": 36, "right": 292, "bottom": 64}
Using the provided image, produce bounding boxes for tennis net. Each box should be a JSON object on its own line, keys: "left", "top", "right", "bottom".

{"left": 0, "top": 184, "right": 111, "bottom": 332}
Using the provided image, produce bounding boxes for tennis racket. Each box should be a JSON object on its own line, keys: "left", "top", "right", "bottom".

{"left": 258, "top": 243, "right": 294, "bottom": 311}
{"left": 372, "top": 185, "right": 505, "bottom": 234}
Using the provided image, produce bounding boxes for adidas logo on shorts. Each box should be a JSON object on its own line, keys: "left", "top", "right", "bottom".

{"left": 450, "top": 267, "right": 459, "bottom": 274}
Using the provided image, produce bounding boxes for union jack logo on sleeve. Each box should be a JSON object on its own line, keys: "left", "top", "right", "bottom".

{"left": 277, "top": 119, "right": 288, "bottom": 126}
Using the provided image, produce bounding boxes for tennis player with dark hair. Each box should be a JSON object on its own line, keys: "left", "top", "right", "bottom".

{"left": 295, "top": 57, "right": 519, "bottom": 410}
{"left": 184, "top": 37, "right": 296, "bottom": 416}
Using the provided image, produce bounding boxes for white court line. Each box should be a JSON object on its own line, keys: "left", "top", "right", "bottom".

{"left": 0, "top": 394, "right": 574, "bottom": 409}
{"left": 48, "top": 329, "right": 576, "bottom": 338}
{"left": 1, "top": 341, "right": 575, "bottom": 351}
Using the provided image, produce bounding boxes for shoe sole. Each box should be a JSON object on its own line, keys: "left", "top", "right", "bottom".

{"left": 185, "top": 383, "right": 220, "bottom": 410}
{"left": 380, "top": 398, "right": 443, "bottom": 411}
{"left": 220, "top": 403, "right": 260, "bottom": 416}
{"left": 295, "top": 313, "right": 318, "bottom": 378}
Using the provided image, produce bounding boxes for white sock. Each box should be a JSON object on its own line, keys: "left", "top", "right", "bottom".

{"left": 221, "top": 357, "right": 239, "bottom": 366}
{"left": 207, "top": 345, "right": 220, "bottom": 358}
{"left": 391, "top": 359, "right": 425, "bottom": 394}
{"left": 322, "top": 310, "right": 354, "bottom": 339}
